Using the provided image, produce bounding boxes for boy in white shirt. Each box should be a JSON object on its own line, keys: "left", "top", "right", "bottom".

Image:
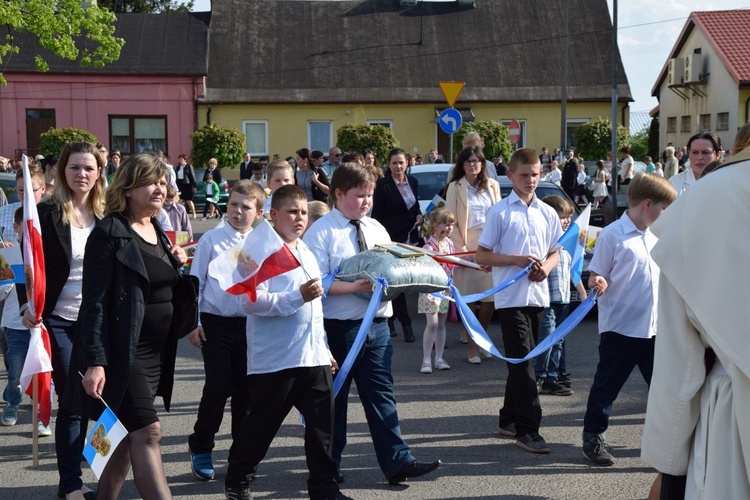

{"left": 476, "top": 148, "right": 563, "bottom": 454}
{"left": 224, "top": 185, "right": 348, "bottom": 500}
{"left": 187, "top": 180, "right": 265, "bottom": 481}
{"left": 581, "top": 173, "right": 676, "bottom": 466}
{"left": 303, "top": 163, "right": 440, "bottom": 485}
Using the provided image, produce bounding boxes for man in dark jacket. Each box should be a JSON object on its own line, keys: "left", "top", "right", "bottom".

{"left": 561, "top": 149, "right": 578, "bottom": 200}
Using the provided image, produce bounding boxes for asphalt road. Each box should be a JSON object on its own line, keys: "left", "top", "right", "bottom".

{"left": 0, "top": 217, "right": 657, "bottom": 499}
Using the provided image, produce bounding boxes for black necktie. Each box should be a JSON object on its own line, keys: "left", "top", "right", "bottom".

{"left": 349, "top": 219, "right": 368, "bottom": 251}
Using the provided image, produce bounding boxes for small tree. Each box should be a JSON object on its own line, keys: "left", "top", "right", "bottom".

{"left": 336, "top": 124, "right": 399, "bottom": 164}
{"left": 629, "top": 128, "right": 650, "bottom": 162}
{"left": 648, "top": 117, "right": 660, "bottom": 160}
{"left": 38, "top": 127, "right": 98, "bottom": 156}
{"left": 189, "top": 124, "right": 246, "bottom": 170}
{"left": 452, "top": 120, "right": 513, "bottom": 162}
{"left": 574, "top": 118, "right": 629, "bottom": 161}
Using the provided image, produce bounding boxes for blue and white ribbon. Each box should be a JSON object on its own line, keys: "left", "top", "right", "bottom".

{"left": 332, "top": 277, "right": 387, "bottom": 397}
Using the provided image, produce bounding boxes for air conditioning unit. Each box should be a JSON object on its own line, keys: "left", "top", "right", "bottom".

{"left": 667, "top": 58, "right": 684, "bottom": 87}
{"left": 684, "top": 53, "right": 703, "bottom": 84}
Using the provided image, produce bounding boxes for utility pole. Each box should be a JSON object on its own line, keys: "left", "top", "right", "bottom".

{"left": 560, "top": 0, "right": 569, "bottom": 152}
{"left": 610, "top": 0, "right": 619, "bottom": 222}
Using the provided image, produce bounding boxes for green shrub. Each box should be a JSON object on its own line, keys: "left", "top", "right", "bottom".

{"left": 574, "top": 118, "right": 629, "bottom": 161}
{"left": 190, "top": 124, "right": 246, "bottom": 169}
{"left": 336, "top": 124, "right": 399, "bottom": 164}
{"left": 38, "top": 127, "right": 98, "bottom": 156}
{"left": 452, "top": 120, "right": 513, "bottom": 162}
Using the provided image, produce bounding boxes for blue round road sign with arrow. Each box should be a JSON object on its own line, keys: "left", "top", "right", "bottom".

{"left": 439, "top": 108, "right": 462, "bottom": 134}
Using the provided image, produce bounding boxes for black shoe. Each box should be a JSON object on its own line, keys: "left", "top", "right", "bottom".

{"left": 388, "top": 460, "right": 441, "bottom": 485}
{"left": 58, "top": 488, "right": 96, "bottom": 500}
{"left": 516, "top": 432, "right": 550, "bottom": 454}
{"left": 388, "top": 318, "right": 398, "bottom": 337}
{"left": 557, "top": 372, "right": 572, "bottom": 388}
{"left": 403, "top": 325, "right": 415, "bottom": 343}
{"left": 539, "top": 379, "right": 574, "bottom": 396}
{"left": 582, "top": 438, "right": 615, "bottom": 466}
{"left": 224, "top": 481, "right": 252, "bottom": 500}
{"left": 325, "top": 494, "right": 353, "bottom": 500}
{"left": 334, "top": 467, "right": 344, "bottom": 484}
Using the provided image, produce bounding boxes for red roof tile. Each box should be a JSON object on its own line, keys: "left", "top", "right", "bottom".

{"left": 692, "top": 9, "right": 750, "bottom": 85}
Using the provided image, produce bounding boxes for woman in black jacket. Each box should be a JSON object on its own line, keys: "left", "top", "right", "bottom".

{"left": 371, "top": 148, "right": 423, "bottom": 342}
{"left": 21, "top": 141, "right": 106, "bottom": 500}
{"left": 65, "top": 153, "right": 187, "bottom": 499}
{"left": 175, "top": 153, "right": 198, "bottom": 218}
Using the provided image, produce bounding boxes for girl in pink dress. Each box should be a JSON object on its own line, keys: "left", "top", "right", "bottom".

{"left": 418, "top": 208, "right": 456, "bottom": 373}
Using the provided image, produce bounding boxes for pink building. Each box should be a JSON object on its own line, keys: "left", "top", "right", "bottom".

{"left": 0, "top": 12, "right": 209, "bottom": 161}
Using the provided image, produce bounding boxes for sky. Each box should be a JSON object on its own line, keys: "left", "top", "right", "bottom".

{"left": 191, "top": 0, "right": 749, "bottom": 113}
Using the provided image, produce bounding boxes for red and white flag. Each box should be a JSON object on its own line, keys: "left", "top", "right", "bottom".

{"left": 208, "top": 219, "right": 300, "bottom": 301}
{"left": 19, "top": 155, "right": 53, "bottom": 426}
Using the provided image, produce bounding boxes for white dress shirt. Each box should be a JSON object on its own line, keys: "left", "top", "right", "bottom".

{"left": 587, "top": 212, "right": 659, "bottom": 339}
{"left": 477, "top": 190, "right": 563, "bottom": 309}
{"left": 303, "top": 207, "right": 392, "bottom": 320}
{"left": 190, "top": 222, "right": 251, "bottom": 323}
{"left": 668, "top": 168, "right": 697, "bottom": 197}
{"left": 243, "top": 239, "right": 332, "bottom": 374}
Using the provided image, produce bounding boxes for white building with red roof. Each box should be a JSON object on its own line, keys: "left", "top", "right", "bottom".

{"left": 652, "top": 9, "right": 750, "bottom": 151}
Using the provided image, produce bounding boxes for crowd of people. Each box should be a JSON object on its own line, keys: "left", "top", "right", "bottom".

{"left": 1, "top": 124, "right": 749, "bottom": 499}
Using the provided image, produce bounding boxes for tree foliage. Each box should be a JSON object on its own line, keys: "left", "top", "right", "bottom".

{"left": 648, "top": 117, "right": 660, "bottom": 160}
{"left": 336, "top": 124, "right": 400, "bottom": 164}
{"left": 0, "top": 0, "right": 125, "bottom": 85}
{"left": 97, "top": 0, "right": 194, "bottom": 13}
{"left": 629, "top": 128, "right": 650, "bottom": 162}
{"left": 452, "top": 120, "right": 513, "bottom": 162}
{"left": 189, "top": 124, "right": 246, "bottom": 170}
{"left": 574, "top": 118, "right": 630, "bottom": 161}
{"left": 39, "top": 127, "right": 98, "bottom": 156}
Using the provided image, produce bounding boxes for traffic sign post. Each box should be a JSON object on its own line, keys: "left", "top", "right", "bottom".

{"left": 438, "top": 81, "right": 465, "bottom": 162}
{"left": 439, "top": 108, "right": 462, "bottom": 135}
{"left": 439, "top": 81, "right": 465, "bottom": 108}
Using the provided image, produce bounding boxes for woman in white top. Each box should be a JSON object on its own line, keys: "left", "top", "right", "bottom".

{"left": 543, "top": 161, "right": 562, "bottom": 186}
{"left": 444, "top": 146, "right": 500, "bottom": 363}
{"left": 617, "top": 146, "right": 635, "bottom": 185}
{"left": 592, "top": 160, "right": 609, "bottom": 209}
{"left": 669, "top": 131, "right": 721, "bottom": 196}
{"left": 21, "top": 141, "right": 105, "bottom": 500}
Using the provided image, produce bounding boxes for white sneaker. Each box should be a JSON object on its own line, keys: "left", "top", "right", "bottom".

{"left": 434, "top": 359, "right": 451, "bottom": 370}
{"left": 420, "top": 361, "right": 432, "bottom": 374}
{"left": 38, "top": 420, "right": 52, "bottom": 437}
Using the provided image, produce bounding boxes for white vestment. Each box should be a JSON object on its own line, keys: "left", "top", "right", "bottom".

{"left": 641, "top": 147, "right": 750, "bottom": 499}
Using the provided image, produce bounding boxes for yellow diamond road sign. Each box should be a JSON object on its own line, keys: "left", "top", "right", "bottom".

{"left": 439, "top": 81, "right": 465, "bottom": 108}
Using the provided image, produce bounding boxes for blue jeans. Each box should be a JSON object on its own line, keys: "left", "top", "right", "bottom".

{"left": 46, "top": 316, "right": 87, "bottom": 494}
{"left": 324, "top": 318, "right": 414, "bottom": 479}
{"left": 3, "top": 328, "right": 30, "bottom": 406}
{"left": 583, "top": 331, "right": 655, "bottom": 437}
{"left": 533, "top": 303, "right": 569, "bottom": 381}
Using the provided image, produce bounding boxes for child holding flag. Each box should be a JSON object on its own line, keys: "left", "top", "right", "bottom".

{"left": 581, "top": 173, "right": 676, "bottom": 466}
{"left": 187, "top": 180, "right": 266, "bottom": 481}
{"left": 534, "top": 196, "right": 587, "bottom": 396}
{"left": 475, "top": 148, "right": 563, "bottom": 454}
{"left": 223, "top": 185, "right": 348, "bottom": 500}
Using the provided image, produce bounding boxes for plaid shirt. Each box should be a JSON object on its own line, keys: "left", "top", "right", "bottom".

{"left": 547, "top": 247, "right": 572, "bottom": 304}
{"left": 0, "top": 202, "right": 21, "bottom": 244}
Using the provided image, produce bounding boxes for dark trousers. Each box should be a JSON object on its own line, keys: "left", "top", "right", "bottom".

{"left": 496, "top": 307, "right": 544, "bottom": 437}
{"left": 203, "top": 200, "right": 221, "bottom": 217}
{"left": 325, "top": 318, "right": 414, "bottom": 479}
{"left": 391, "top": 293, "right": 412, "bottom": 329}
{"left": 225, "top": 366, "right": 340, "bottom": 500}
{"left": 583, "top": 332, "right": 655, "bottom": 436}
{"left": 189, "top": 313, "right": 248, "bottom": 454}
{"left": 46, "top": 316, "right": 86, "bottom": 494}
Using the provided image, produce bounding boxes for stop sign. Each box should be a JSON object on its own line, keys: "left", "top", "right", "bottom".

{"left": 508, "top": 119, "right": 521, "bottom": 144}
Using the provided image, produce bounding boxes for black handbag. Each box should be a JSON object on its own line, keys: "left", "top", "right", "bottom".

{"left": 174, "top": 273, "right": 200, "bottom": 338}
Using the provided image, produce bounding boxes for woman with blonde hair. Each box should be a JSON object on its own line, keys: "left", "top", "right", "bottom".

{"left": 20, "top": 141, "right": 105, "bottom": 500}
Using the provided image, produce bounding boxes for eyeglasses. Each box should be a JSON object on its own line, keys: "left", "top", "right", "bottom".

{"left": 16, "top": 186, "right": 44, "bottom": 194}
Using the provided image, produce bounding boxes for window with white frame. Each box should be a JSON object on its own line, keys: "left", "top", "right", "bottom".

{"left": 110, "top": 116, "right": 167, "bottom": 154}
{"left": 716, "top": 112, "right": 729, "bottom": 131}
{"left": 308, "top": 121, "right": 333, "bottom": 152}
{"left": 500, "top": 119, "right": 527, "bottom": 148}
{"left": 366, "top": 120, "right": 393, "bottom": 130}
{"left": 242, "top": 120, "right": 269, "bottom": 157}
{"left": 566, "top": 119, "right": 589, "bottom": 149}
{"left": 699, "top": 114, "right": 710, "bottom": 131}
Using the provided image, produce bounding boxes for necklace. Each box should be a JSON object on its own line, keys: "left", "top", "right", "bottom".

{"left": 73, "top": 208, "right": 91, "bottom": 229}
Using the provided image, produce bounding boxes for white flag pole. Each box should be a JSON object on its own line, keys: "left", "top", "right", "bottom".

{"left": 32, "top": 373, "right": 39, "bottom": 468}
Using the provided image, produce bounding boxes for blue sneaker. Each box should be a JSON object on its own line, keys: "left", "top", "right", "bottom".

{"left": 190, "top": 449, "right": 215, "bottom": 481}
{"left": 2, "top": 404, "right": 19, "bottom": 426}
